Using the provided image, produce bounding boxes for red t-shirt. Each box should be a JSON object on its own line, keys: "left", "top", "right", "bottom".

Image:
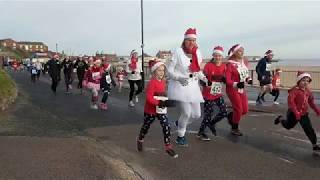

{"left": 202, "top": 62, "right": 226, "bottom": 100}
{"left": 144, "top": 77, "right": 166, "bottom": 115}
{"left": 272, "top": 73, "right": 280, "bottom": 89}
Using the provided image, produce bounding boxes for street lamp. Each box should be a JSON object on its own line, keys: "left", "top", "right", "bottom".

{"left": 140, "top": 0, "right": 145, "bottom": 89}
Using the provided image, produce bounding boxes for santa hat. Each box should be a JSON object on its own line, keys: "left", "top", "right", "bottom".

{"left": 103, "top": 63, "right": 111, "bottom": 71}
{"left": 212, "top": 46, "right": 224, "bottom": 55}
{"left": 149, "top": 60, "right": 165, "bottom": 73}
{"left": 130, "top": 50, "right": 137, "bottom": 56}
{"left": 297, "top": 71, "right": 312, "bottom": 83}
{"left": 265, "top": 50, "right": 273, "bottom": 56}
{"left": 184, "top": 28, "right": 197, "bottom": 39}
{"left": 275, "top": 68, "right": 282, "bottom": 73}
{"left": 228, "top": 44, "right": 242, "bottom": 57}
{"left": 94, "top": 59, "right": 101, "bottom": 65}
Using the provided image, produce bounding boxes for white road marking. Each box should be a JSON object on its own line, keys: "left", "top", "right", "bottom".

{"left": 278, "top": 157, "right": 294, "bottom": 164}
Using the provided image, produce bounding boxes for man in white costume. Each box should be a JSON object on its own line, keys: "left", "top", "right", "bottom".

{"left": 167, "top": 28, "right": 206, "bottom": 146}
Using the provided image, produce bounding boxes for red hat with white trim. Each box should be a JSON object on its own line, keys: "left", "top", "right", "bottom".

{"left": 184, "top": 28, "right": 197, "bottom": 39}
{"left": 265, "top": 50, "right": 273, "bottom": 56}
{"left": 228, "top": 44, "right": 242, "bottom": 57}
{"left": 149, "top": 60, "right": 165, "bottom": 73}
{"left": 103, "top": 63, "right": 111, "bottom": 71}
{"left": 297, "top": 71, "right": 312, "bottom": 83}
{"left": 212, "top": 46, "right": 224, "bottom": 55}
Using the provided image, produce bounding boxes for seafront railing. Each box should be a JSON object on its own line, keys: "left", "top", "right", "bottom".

{"left": 249, "top": 70, "right": 320, "bottom": 91}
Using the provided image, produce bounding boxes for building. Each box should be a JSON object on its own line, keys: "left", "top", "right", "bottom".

{"left": 30, "top": 52, "right": 51, "bottom": 63}
{"left": 0, "top": 38, "right": 48, "bottom": 53}
{"left": 0, "top": 39, "right": 17, "bottom": 49}
{"left": 17, "top": 41, "right": 48, "bottom": 52}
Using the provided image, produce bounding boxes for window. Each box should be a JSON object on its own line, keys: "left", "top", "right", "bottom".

{"left": 3, "top": 42, "right": 6, "bottom": 46}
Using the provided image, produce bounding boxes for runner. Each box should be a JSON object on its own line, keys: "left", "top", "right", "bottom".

{"left": 74, "top": 57, "right": 88, "bottom": 94}
{"left": 136, "top": 60, "right": 178, "bottom": 158}
{"left": 197, "top": 46, "right": 228, "bottom": 140}
{"left": 225, "top": 44, "right": 252, "bottom": 136}
{"left": 255, "top": 50, "right": 274, "bottom": 104}
{"left": 61, "top": 57, "right": 74, "bottom": 93}
{"left": 167, "top": 28, "right": 207, "bottom": 146}
{"left": 116, "top": 67, "right": 126, "bottom": 93}
{"left": 46, "top": 54, "right": 61, "bottom": 95}
{"left": 99, "top": 63, "right": 116, "bottom": 110}
{"left": 274, "top": 71, "right": 320, "bottom": 154}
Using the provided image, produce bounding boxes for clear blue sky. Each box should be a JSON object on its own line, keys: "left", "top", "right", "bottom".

{"left": 1, "top": 0, "right": 319, "bottom": 59}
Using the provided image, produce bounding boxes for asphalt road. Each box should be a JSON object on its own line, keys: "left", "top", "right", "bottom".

{"left": 1, "top": 70, "right": 320, "bottom": 180}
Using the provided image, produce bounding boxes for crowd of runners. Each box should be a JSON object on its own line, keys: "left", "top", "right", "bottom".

{"left": 17, "top": 28, "right": 320, "bottom": 158}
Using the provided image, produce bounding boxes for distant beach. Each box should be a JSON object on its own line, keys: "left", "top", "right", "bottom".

{"left": 277, "top": 59, "right": 320, "bottom": 66}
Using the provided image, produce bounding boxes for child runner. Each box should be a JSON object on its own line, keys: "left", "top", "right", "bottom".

{"left": 274, "top": 71, "right": 320, "bottom": 154}
{"left": 99, "top": 63, "right": 116, "bottom": 110}
{"left": 197, "top": 46, "right": 228, "bottom": 141}
{"left": 136, "top": 60, "right": 178, "bottom": 158}
{"left": 269, "top": 68, "right": 282, "bottom": 104}
{"left": 84, "top": 59, "right": 103, "bottom": 109}
{"left": 116, "top": 67, "right": 126, "bottom": 92}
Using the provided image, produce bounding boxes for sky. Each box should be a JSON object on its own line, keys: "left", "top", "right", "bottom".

{"left": 1, "top": 0, "right": 320, "bottom": 59}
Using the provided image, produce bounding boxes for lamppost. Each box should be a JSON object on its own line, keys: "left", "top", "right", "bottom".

{"left": 140, "top": 0, "right": 145, "bottom": 89}
{"left": 55, "top": 43, "right": 58, "bottom": 53}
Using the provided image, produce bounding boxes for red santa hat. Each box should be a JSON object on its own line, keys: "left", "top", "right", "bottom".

{"left": 265, "top": 50, "right": 273, "bottom": 56}
{"left": 94, "top": 59, "right": 102, "bottom": 65}
{"left": 228, "top": 44, "right": 242, "bottom": 57}
{"left": 184, "top": 28, "right": 197, "bottom": 39}
{"left": 212, "top": 46, "right": 224, "bottom": 55}
{"left": 103, "top": 63, "right": 111, "bottom": 71}
{"left": 130, "top": 49, "right": 137, "bottom": 56}
{"left": 149, "top": 60, "right": 165, "bottom": 73}
{"left": 297, "top": 71, "right": 312, "bottom": 83}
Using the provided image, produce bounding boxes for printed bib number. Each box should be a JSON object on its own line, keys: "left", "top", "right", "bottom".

{"left": 210, "top": 82, "right": 222, "bottom": 95}
{"left": 92, "top": 72, "right": 101, "bottom": 80}
{"left": 276, "top": 79, "right": 281, "bottom": 87}
{"left": 237, "top": 65, "right": 249, "bottom": 81}
{"left": 266, "top": 63, "right": 272, "bottom": 71}
{"left": 154, "top": 96, "right": 168, "bottom": 114}
{"left": 118, "top": 74, "right": 124, "bottom": 81}
{"left": 31, "top": 69, "right": 37, "bottom": 74}
{"left": 105, "top": 75, "right": 112, "bottom": 84}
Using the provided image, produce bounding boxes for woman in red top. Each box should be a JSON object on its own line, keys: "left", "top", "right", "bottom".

{"left": 274, "top": 71, "right": 320, "bottom": 154}
{"left": 197, "top": 46, "right": 228, "bottom": 141}
{"left": 136, "top": 60, "right": 178, "bottom": 158}
{"left": 225, "top": 44, "right": 252, "bottom": 136}
{"left": 84, "top": 59, "right": 103, "bottom": 109}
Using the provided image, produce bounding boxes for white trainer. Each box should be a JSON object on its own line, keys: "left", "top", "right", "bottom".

{"left": 135, "top": 96, "right": 139, "bottom": 103}
{"left": 129, "top": 101, "right": 135, "bottom": 107}
{"left": 273, "top": 101, "right": 280, "bottom": 105}
{"left": 91, "top": 104, "right": 98, "bottom": 109}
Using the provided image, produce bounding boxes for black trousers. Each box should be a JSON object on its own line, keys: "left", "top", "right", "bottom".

{"left": 51, "top": 75, "right": 60, "bottom": 92}
{"left": 199, "top": 97, "right": 228, "bottom": 133}
{"left": 77, "top": 72, "right": 85, "bottom": 89}
{"left": 138, "top": 113, "right": 171, "bottom": 145}
{"left": 64, "top": 73, "right": 72, "bottom": 91}
{"left": 128, "top": 80, "right": 142, "bottom": 101}
{"left": 281, "top": 110, "right": 317, "bottom": 145}
{"left": 270, "top": 89, "right": 280, "bottom": 101}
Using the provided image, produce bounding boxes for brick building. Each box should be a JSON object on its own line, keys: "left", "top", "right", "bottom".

{"left": 0, "top": 38, "right": 48, "bottom": 53}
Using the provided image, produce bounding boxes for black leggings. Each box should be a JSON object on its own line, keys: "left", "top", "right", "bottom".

{"left": 138, "top": 113, "right": 171, "bottom": 145}
{"left": 64, "top": 73, "right": 73, "bottom": 91}
{"left": 199, "top": 97, "right": 228, "bottom": 133}
{"left": 51, "top": 75, "right": 60, "bottom": 92}
{"left": 77, "top": 73, "right": 85, "bottom": 89}
{"left": 101, "top": 89, "right": 110, "bottom": 103}
{"left": 281, "top": 110, "right": 317, "bottom": 145}
{"left": 270, "top": 89, "right": 280, "bottom": 101}
{"left": 128, "top": 80, "right": 142, "bottom": 101}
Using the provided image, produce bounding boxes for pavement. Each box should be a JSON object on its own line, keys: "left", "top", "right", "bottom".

{"left": 1, "top": 70, "right": 320, "bottom": 180}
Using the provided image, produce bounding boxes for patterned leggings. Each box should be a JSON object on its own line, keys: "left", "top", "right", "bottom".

{"left": 138, "top": 113, "right": 171, "bottom": 145}
{"left": 199, "top": 97, "right": 228, "bottom": 133}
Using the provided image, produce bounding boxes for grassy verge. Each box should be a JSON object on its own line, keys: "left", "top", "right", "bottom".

{"left": 0, "top": 69, "right": 17, "bottom": 110}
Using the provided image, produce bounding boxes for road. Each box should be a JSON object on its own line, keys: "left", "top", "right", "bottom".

{"left": 1, "top": 70, "right": 320, "bottom": 180}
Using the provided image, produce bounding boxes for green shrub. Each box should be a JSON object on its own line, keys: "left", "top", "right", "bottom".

{"left": 0, "top": 69, "right": 16, "bottom": 101}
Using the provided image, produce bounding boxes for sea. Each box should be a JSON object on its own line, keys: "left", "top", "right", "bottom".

{"left": 276, "top": 59, "right": 320, "bottom": 66}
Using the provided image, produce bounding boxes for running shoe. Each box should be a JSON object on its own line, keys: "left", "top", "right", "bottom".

{"left": 231, "top": 129, "right": 243, "bottom": 136}
{"left": 175, "top": 136, "right": 188, "bottom": 147}
{"left": 136, "top": 138, "right": 143, "bottom": 152}
{"left": 274, "top": 115, "right": 282, "bottom": 125}
{"left": 196, "top": 133, "right": 211, "bottom": 141}
{"left": 129, "top": 101, "right": 135, "bottom": 107}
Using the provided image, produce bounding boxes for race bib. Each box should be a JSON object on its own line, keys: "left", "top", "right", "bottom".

{"left": 276, "top": 79, "right": 280, "bottom": 87}
{"left": 118, "top": 74, "right": 124, "bottom": 81}
{"left": 154, "top": 96, "right": 168, "bottom": 114}
{"left": 92, "top": 72, "right": 101, "bottom": 80}
{"left": 266, "top": 63, "right": 272, "bottom": 71}
{"left": 105, "top": 75, "right": 112, "bottom": 84}
{"left": 210, "top": 82, "right": 222, "bottom": 95}
{"left": 31, "top": 69, "right": 37, "bottom": 74}
{"left": 73, "top": 68, "right": 77, "bottom": 73}
{"left": 237, "top": 65, "right": 249, "bottom": 81}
